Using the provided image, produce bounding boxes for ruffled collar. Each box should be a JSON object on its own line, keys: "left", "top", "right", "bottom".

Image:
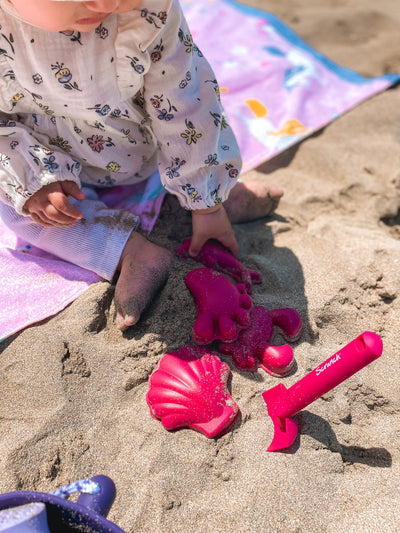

{"left": 0, "top": 0, "right": 28, "bottom": 24}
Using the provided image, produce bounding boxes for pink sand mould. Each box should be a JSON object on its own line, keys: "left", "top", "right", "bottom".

{"left": 146, "top": 345, "right": 240, "bottom": 438}
{"left": 185, "top": 268, "right": 252, "bottom": 345}
{"left": 176, "top": 238, "right": 261, "bottom": 294}
{"left": 218, "top": 306, "right": 302, "bottom": 375}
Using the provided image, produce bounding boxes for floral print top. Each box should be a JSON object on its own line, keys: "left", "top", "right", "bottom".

{"left": 0, "top": 0, "right": 241, "bottom": 215}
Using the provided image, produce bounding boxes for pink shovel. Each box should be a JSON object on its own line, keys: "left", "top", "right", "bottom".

{"left": 262, "top": 331, "right": 383, "bottom": 452}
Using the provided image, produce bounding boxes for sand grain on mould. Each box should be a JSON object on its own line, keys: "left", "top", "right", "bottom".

{"left": 1, "top": 0, "right": 400, "bottom": 531}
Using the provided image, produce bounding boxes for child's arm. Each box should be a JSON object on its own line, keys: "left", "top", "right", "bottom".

{"left": 190, "top": 204, "right": 238, "bottom": 257}
{"left": 140, "top": 0, "right": 242, "bottom": 245}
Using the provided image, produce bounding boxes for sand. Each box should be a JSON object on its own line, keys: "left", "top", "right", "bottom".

{"left": 1, "top": 0, "right": 400, "bottom": 531}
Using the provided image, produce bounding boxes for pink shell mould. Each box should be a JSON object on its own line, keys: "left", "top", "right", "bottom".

{"left": 185, "top": 267, "right": 252, "bottom": 345}
{"left": 146, "top": 345, "right": 240, "bottom": 438}
{"left": 218, "top": 306, "right": 302, "bottom": 376}
{"left": 176, "top": 238, "right": 261, "bottom": 294}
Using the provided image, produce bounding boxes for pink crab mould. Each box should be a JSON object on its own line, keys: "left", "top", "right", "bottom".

{"left": 146, "top": 345, "right": 240, "bottom": 439}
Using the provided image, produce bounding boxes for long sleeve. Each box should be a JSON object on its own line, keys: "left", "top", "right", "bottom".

{"left": 0, "top": 115, "right": 82, "bottom": 215}
{"left": 139, "top": 0, "right": 242, "bottom": 210}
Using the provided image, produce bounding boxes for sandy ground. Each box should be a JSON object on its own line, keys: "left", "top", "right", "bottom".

{"left": 1, "top": 0, "right": 400, "bottom": 531}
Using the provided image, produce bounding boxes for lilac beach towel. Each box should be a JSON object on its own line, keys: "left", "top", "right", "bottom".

{"left": 1, "top": 0, "right": 399, "bottom": 340}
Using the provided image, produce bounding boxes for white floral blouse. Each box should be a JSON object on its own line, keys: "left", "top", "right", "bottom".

{"left": 0, "top": 0, "right": 241, "bottom": 216}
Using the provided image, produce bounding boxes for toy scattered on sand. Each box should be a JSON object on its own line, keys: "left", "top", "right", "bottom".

{"left": 149, "top": 240, "right": 383, "bottom": 452}
{"left": 176, "top": 238, "right": 261, "bottom": 293}
{"left": 146, "top": 239, "right": 303, "bottom": 439}
{"left": 218, "top": 306, "right": 302, "bottom": 375}
{"left": 0, "top": 475, "right": 123, "bottom": 532}
{"left": 185, "top": 268, "right": 252, "bottom": 345}
{"left": 262, "top": 331, "right": 383, "bottom": 452}
{"left": 146, "top": 345, "right": 239, "bottom": 438}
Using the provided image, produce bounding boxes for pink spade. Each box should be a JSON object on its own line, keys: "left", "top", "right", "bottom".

{"left": 262, "top": 331, "right": 383, "bottom": 452}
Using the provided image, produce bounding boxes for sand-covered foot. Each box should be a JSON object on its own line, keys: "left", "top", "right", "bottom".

{"left": 224, "top": 180, "right": 283, "bottom": 223}
{"left": 114, "top": 232, "right": 172, "bottom": 331}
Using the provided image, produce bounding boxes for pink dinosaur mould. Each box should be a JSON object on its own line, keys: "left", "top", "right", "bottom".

{"left": 176, "top": 238, "right": 261, "bottom": 294}
{"left": 185, "top": 267, "right": 252, "bottom": 345}
{"left": 146, "top": 345, "right": 240, "bottom": 439}
{"left": 218, "top": 306, "right": 302, "bottom": 376}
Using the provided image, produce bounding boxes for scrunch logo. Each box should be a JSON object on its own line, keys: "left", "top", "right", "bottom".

{"left": 315, "top": 354, "right": 341, "bottom": 376}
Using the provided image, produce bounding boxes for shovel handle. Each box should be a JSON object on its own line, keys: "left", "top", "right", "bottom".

{"left": 76, "top": 475, "right": 116, "bottom": 518}
{"left": 275, "top": 331, "right": 383, "bottom": 418}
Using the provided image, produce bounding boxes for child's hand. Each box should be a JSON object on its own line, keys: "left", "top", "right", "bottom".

{"left": 190, "top": 204, "right": 239, "bottom": 257}
{"left": 24, "top": 181, "right": 85, "bottom": 227}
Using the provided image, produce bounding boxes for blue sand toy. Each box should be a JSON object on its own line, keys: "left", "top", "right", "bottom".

{"left": 0, "top": 475, "right": 125, "bottom": 532}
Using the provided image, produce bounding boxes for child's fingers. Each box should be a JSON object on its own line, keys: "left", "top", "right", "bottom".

{"left": 43, "top": 203, "right": 82, "bottom": 225}
{"left": 48, "top": 192, "right": 83, "bottom": 220}
{"left": 61, "top": 180, "right": 86, "bottom": 201}
{"left": 188, "top": 234, "right": 207, "bottom": 257}
{"left": 30, "top": 212, "right": 56, "bottom": 227}
{"left": 216, "top": 232, "right": 239, "bottom": 257}
{"left": 30, "top": 211, "right": 73, "bottom": 227}
{"left": 29, "top": 203, "right": 80, "bottom": 227}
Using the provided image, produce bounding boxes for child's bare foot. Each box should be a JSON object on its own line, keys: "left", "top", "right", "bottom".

{"left": 114, "top": 232, "right": 172, "bottom": 331}
{"left": 224, "top": 180, "right": 283, "bottom": 223}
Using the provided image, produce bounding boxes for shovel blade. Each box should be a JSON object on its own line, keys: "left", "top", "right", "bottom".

{"left": 267, "top": 415, "right": 298, "bottom": 451}
{"left": 263, "top": 384, "right": 298, "bottom": 452}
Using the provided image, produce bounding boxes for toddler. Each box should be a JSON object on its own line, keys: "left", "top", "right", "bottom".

{"left": 0, "top": 0, "right": 282, "bottom": 330}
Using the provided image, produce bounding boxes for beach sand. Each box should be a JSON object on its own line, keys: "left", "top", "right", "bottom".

{"left": 1, "top": 0, "right": 400, "bottom": 531}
